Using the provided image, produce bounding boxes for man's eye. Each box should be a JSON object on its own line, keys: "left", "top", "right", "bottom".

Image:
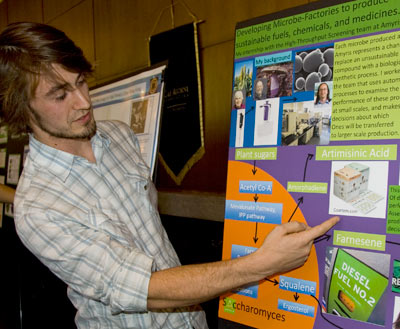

{"left": 77, "top": 78, "right": 87, "bottom": 86}
{"left": 55, "top": 92, "right": 67, "bottom": 101}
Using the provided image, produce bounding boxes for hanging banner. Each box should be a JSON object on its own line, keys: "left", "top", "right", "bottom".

{"left": 149, "top": 22, "right": 204, "bottom": 185}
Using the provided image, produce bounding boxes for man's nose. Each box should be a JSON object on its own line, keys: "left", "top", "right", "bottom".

{"left": 72, "top": 88, "right": 91, "bottom": 110}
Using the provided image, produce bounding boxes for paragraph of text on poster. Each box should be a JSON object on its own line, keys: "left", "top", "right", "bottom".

{"left": 331, "top": 31, "right": 400, "bottom": 141}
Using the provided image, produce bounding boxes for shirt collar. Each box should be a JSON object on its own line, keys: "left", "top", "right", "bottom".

{"left": 28, "top": 130, "right": 110, "bottom": 182}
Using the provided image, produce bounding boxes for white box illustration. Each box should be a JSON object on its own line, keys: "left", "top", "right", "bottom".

{"left": 333, "top": 166, "right": 362, "bottom": 202}
{"left": 345, "top": 162, "right": 369, "bottom": 193}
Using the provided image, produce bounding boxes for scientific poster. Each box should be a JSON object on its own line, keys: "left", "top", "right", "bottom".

{"left": 219, "top": 0, "right": 400, "bottom": 328}
{"left": 90, "top": 65, "right": 166, "bottom": 178}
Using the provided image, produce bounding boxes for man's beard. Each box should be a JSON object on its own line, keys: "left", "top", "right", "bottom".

{"left": 30, "top": 107, "right": 97, "bottom": 140}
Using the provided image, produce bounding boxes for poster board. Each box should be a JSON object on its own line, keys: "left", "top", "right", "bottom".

{"left": 219, "top": 0, "right": 400, "bottom": 328}
{"left": 90, "top": 65, "right": 166, "bottom": 178}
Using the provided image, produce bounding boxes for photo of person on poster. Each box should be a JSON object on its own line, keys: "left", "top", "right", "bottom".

{"left": 313, "top": 81, "right": 333, "bottom": 127}
{"left": 314, "top": 82, "right": 331, "bottom": 108}
{"left": 254, "top": 79, "right": 267, "bottom": 100}
{"left": 232, "top": 90, "right": 246, "bottom": 109}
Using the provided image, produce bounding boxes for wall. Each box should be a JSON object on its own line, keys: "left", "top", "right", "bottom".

{"left": 0, "top": 0, "right": 316, "bottom": 220}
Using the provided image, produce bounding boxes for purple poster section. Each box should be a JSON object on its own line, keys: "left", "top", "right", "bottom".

{"left": 219, "top": 0, "right": 400, "bottom": 328}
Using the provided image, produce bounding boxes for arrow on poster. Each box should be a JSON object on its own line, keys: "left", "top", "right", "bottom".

{"left": 265, "top": 278, "right": 279, "bottom": 286}
{"left": 253, "top": 222, "right": 258, "bottom": 244}
{"left": 303, "top": 153, "right": 314, "bottom": 182}
{"left": 252, "top": 160, "right": 257, "bottom": 175}
{"left": 288, "top": 197, "right": 304, "bottom": 222}
{"left": 245, "top": 105, "right": 255, "bottom": 115}
{"left": 387, "top": 240, "right": 400, "bottom": 246}
{"left": 253, "top": 193, "right": 258, "bottom": 202}
{"left": 314, "top": 234, "right": 331, "bottom": 244}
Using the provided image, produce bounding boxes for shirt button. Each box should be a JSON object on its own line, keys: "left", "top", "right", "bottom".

{"left": 144, "top": 184, "right": 148, "bottom": 190}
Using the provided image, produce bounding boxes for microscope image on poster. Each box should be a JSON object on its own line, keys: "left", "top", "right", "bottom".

{"left": 253, "top": 97, "right": 280, "bottom": 146}
{"left": 323, "top": 247, "right": 390, "bottom": 327}
{"left": 294, "top": 45, "right": 334, "bottom": 92}
{"left": 329, "top": 161, "right": 387, "bottom": 218}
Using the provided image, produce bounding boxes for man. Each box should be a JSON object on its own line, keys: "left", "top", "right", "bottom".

{"left": 314, "top": 82, "right": 331, "bottom": 108}
{"left": 254, "top": 79, "right": 266, "bottom": 100}
{"left": 0, "top": 22, "right": 339, "bottom": 329}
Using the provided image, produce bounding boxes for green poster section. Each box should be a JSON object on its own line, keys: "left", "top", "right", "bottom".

{"left": 235, "top": 1, "right": 399, "bottom": 59}
{"left": 332, "top": 31, "right": 400, "bottom": 141}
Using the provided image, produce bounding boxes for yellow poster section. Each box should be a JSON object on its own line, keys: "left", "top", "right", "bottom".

{"left": 218, "top": 161, "right": 320, "bottom": 328}
{"left": 332, "top": 31, "right": 400, "bottom": 141}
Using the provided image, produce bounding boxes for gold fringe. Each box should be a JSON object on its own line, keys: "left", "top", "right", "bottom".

{"left": 159, "top": 145, "right": 205, "bottom": 185}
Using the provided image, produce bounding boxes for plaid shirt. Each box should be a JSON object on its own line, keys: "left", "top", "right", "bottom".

{"left": 14, "top": 121, "right": 208, "bottom": 329}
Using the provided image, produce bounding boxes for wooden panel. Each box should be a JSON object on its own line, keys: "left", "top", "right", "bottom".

{"left": 46, "top": 0, "right": 95, "bottom": 75}
{"left": 0, "top": 1, "right": 8, "bottom": 31}
{"left": 158, "top": 190, "right": 225, "bottom": 222}
{"left": 43, "top": 0, "right": 82, "bottom": 23}
{"left": 7, "top": 0, "right": 42, "bottom": 23}
{"left": 172, "top": 0, "right": 309, "bottom": 48}
{"left": 93, "top": 0, "right": 171, "bottom": 83}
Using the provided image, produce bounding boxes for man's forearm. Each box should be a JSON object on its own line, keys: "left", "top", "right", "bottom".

{"left": 147, "top": 253, "right": 264, "bottom": 310}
